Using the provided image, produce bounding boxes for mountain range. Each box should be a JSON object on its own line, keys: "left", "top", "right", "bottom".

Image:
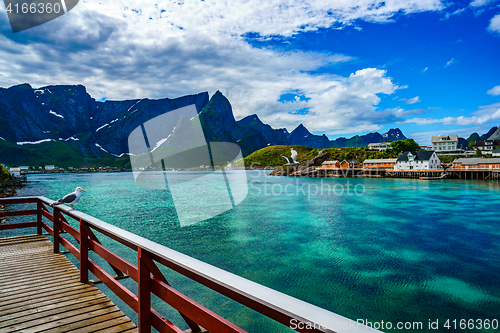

{"left": 459, "top": 127, "right": 499, "bottom": 149}
{"left": 0, "top": 83, "right": 410, "bottom": 167}
{"left": 1, "top": 83, "right": 494, "bottom": 168}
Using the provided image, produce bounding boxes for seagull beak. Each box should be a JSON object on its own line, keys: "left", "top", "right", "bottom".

{"left": 81, "top": 189, "right": 85, "bottom": 192}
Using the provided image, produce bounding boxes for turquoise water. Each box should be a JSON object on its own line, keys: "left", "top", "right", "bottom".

{"left": 4, "top": 171, "right": 500, "bottom": 332}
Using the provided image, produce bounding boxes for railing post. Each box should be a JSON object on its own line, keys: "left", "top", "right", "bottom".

{"left": 80, "top": 219, "right": 89, "bottom": 283}
{"left": 53, "top": 207, "right": 60, "bottom": 253}
{"left": 138, "top": 247, "right": 151, "bottom": 333}
{"left": 36, "top": 199, "right": 42, "bottom": 235}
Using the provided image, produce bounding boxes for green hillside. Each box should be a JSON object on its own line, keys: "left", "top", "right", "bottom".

{"left": 0, "top": 140, "right": 130, "bottom": 169}
{"left": 0, "top": 163, "right": 12, "bottom": 185}
{"left": 236, "top": 145, "right": 400, "bottom": 167}
{"left": 234, "top": 145, "right": 314, "bottom": 167}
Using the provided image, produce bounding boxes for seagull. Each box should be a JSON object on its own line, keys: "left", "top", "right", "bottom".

{"left": 281, "top": 148, "right": 299, "bottom": 166}
{"left": 52, "top": 187, "right": 85, "bottom": 210}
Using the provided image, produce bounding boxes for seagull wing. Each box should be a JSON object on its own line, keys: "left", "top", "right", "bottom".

{"left": 281, "top": 155, "right": 291, "bottom": 163}
{"left": 291, "top": 149, "right": 298, "bottom": 162}
{"left": 58, "top": 192, "right": 77, "bottom": 204}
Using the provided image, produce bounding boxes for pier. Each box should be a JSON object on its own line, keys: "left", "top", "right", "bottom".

{"left": 273, "top": 166, "right": 500, "bottom": 181}
{"left": 385, "top": 170, "right": 444, "bottom": 179}
{"left": 0, "top": 196, "right": 379, "bottom": 333}
{"left": 0, "top": 234, "right": 136, "bottom": 332}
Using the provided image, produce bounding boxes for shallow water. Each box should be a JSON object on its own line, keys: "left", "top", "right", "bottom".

{"left": 4, "top": 171, "right": 500, "bottom": 332}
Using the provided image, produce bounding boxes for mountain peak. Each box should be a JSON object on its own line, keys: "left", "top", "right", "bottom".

{"left": 238, "top": 114, "right": 263, "bottom": 126}
{"left": 486, "top": 126, "right": 499, "bottom": 140}
{"left": 291, "top": 124, "right": 312, "bottom": 136}
{"left": 383, "top": 128, "right": 405, "bottom": 140}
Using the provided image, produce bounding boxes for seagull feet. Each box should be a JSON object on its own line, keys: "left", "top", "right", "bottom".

{"left": 71, "top": 204, "right": 75, "bottom": 210}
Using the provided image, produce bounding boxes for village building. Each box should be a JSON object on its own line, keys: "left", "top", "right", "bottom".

{"left": 321, "top": 160, "right": 340, "bottom": 169}
{"left": 431, "top": 135, "right": 464, "bottom": 154}
{"left": 452, "top": 158, "right": 500, "bottom": 170}
{"left": 395, "top": 151, "right": 441, "bottom": 170}
{"left": 362, "top": 158, "right": 397, "bottom": 170}
{"left": 368, "top": 142, "right": 392, "bottom": 151}
{"left": 472, "top": 140, "right": 500, "bottom": 156}
{"left": 320, "top": 160, "right": 360, "bottom": 169}
{"left": 340, "top": 160, "right": 360, "bottom": 169}
{"left": 9, "top": 167, "right": 21, "bottom": 177}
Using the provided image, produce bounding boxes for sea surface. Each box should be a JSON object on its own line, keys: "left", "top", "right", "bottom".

{"left": 3, "top": 171, "right": 500, "bottom": 332}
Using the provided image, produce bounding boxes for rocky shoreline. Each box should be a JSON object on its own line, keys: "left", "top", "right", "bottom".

{"left": 0, "top": 179, "right": 25, "bottom": 198}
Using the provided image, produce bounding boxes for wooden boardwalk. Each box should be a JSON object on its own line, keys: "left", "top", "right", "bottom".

{"left": 0, "top": 234, "right": 138, "bottom": 333}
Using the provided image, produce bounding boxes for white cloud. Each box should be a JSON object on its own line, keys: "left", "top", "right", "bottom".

{"left": 443, "top": 7, "right": 466, "bottom": 20}
{"left": 423, "top": 67, "right": 428, "bottom": 72}
{"left": 470, "top": 0, "right": 494, "bottom": 7}
{"left": 0, "top": 0, "right": 446, "bottom": 134}
{"left": 487, "top": 85, "right": 500, "bottom": 96}
{"left": 111, "top": 0, "right": 445, "bottom": 38}
{"left": 445, "top": 58, "right": 455, "bottom": 67}
{"left": 405, "top": 102, "right": 500, "bottom": 126}
{"left": 489, "top": 14, "right": 500, "bottom": 34}
{"left": 399, "top": 96, "right": 420, "bottom": 104}
{"left": 262, "top": 68, "right": 411, "bottom": 134}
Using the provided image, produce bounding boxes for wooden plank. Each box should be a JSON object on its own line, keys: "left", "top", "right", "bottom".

{"left": 0, "top": 280, "right": 85, "bottom": 299}
{"left": 0, "top": 241, "right": 53, "bottom": 251}
{"left": 26, "top": 309, "right": 125, "bottom": 332}
{"left": 3, "top": 303, "right": 119, "bottom": 331}
{"left": 0, "top": 234, "right": 44, "bottom": 243}
{"left": 0, "top": 221, "right": 38, "bottom": 230}
{"left": 0, "top": 259, "right": 73, "bottom": 277}
{"left": 0, "top": 294, "right": 109, "bottom": 323}
{"left": 0, "top": 290, "right": 104, "bottom": 316}
{"left": 0, "top": 254, "right": 66, "bottom": 267}
{"left": 0, "top": 278, "right": 94, "bottom": 307}
{"left": 0, "top": 268, "right": 81, "bottom": 290}
{"left": 0, "top": 246, "right": 60, "bottom": 259}
{"left": 0, "top": 209, "right": 37, "bottom": 217}
{"left": 0, "top": 299, "right": 114, "bottom": 328}
{"left": 0, "top": 258, "right": 75, "bottom": 276}
{"left": 0, "top": 236, "right": 51, "bottom": 247}
{"left": 70, "top": 317, "right": 135, "bottom": 333}
{"left": 0, "top": 235, "right": 137, "bottom": 333}
{"left": 0, "top": 248, "right": 54, "bottom": 259}
{"left": 1, "top": 282, "right": 95, "bottom": 303}
{"left": 0, "top": 197, "right": 37, "bottom": 204}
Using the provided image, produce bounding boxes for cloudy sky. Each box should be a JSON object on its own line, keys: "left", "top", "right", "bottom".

{"left": 1, "top": 0, "right": 500, "bottom": 144}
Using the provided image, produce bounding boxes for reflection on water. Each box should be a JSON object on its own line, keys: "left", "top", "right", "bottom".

{"left": 4, "top": 171, "right": 500, "bottom": 332}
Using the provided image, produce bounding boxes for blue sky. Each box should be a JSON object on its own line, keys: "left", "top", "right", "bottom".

{"left": 1, "top": 0, "right": 500, "bottom": 144}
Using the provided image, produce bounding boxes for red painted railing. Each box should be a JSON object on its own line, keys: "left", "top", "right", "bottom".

{"left": 0, "top": 196, "right": 381, "bottom": 333}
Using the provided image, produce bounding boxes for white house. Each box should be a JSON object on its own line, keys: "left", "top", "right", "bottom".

{"left": 9, "top": 167, "right": 21, "bottom": 177}
{"left": 368, "top": 142, "right": 392, "bottom": 151}
{"left": 45, "top": 165, "right": 55, "bottom": 170}
{"left": 431, "top": 135, "right": 464, "bottom": 154}
{"left": 473, "top": 140, "right": 500, "bottom": 155}
{"left": 395, "top": 151, "right": 441, "bottom": 170}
